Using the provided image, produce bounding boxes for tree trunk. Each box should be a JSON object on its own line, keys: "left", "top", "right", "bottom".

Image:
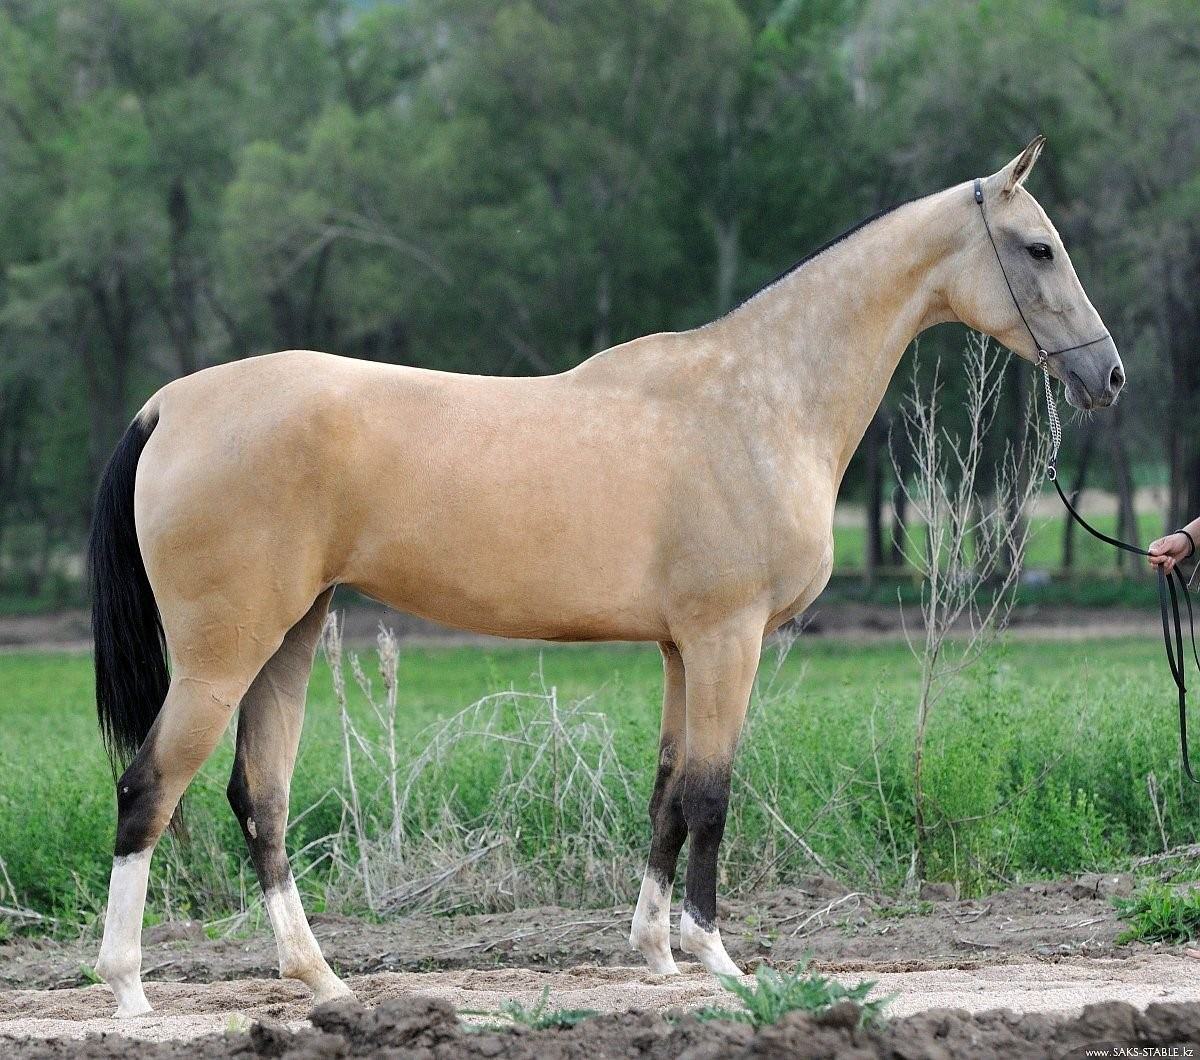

{"left": 593, "top": 255, "right": 612, "bottom": 353}
{"left": 1164, "top": 229, "right": 1200, "bottom": 533}
{"left": 166, "top": 177, "right": 199, "bottom": 376}
{"left": 1004, "top": 358, "right": 1030, "bottom": 574}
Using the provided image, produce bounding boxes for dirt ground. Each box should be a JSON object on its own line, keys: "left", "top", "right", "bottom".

{"left": 4, "top": 873, "right": 1200, "bottom": 1055}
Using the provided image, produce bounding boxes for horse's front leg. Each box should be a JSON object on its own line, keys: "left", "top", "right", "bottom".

{"left": 676, "top": 620, "right": 762, "bottom": 976}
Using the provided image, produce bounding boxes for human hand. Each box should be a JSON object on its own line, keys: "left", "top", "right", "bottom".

{"left": 1148, "top": 531, "right": 1195, "bottom": 574}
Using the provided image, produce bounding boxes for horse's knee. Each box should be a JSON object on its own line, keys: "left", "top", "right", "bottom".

{"left": 648, "top": 740, "right": 682, "bottom": 823}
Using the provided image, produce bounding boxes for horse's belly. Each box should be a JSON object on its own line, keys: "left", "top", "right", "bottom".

{"left": 343, "top": 512, "right": 668, "bottom": 642}
{"left": 350, "top": 566, "right": 668, "bottom": 642}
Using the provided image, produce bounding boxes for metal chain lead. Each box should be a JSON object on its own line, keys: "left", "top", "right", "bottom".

{"left": 1038, "top": 350, "right": 1062, "bottom": 480}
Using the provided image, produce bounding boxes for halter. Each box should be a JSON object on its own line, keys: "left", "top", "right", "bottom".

{"left": 972, "top": 177, "right": 1112, "bottom": 480}
{"left": 973, "top": 176, "right": 1200, "bottom": 784}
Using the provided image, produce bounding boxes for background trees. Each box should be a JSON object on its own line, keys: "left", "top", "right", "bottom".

{"left": 0, "top": 0, "right": 1195, "bottom": 602}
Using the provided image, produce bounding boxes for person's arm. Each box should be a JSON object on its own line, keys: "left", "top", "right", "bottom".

{"left": 1148, "top": 517, "right": 1200, "bottom": 574}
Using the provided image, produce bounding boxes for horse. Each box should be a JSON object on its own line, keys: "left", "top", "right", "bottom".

{"left": 88, "top": 137, "right": 1122, "bottom": 1017}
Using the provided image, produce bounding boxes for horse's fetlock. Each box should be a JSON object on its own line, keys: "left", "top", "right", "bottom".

{"left": 96, "top": 947, "right": 140, "bottom": 983}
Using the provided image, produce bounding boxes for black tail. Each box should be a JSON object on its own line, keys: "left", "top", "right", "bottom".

{"left": 88, "top": 413, "right": 169, "bottom": 774}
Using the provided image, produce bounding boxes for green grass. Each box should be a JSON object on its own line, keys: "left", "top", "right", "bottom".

{"left": 1114, "top": 883, "right": 1200, "bottom": 944}
{"left": 697, "top": 962, "right": 886, "bottom": 1028}
{"left": 3, "top": 633, "right": 1200, "bottom": 930}
{"left": 497, "top": 987, "right": 598, "bottom": 1030}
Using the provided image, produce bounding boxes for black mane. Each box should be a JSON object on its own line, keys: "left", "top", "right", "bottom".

{"left": 727, "top": 195, "right": 918, "bottom": 314}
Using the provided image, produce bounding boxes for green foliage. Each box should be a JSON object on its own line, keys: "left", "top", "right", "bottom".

{"left": 695, "top": 961, "right": 886, "bottom": 1028}
{"left": 1, "top": 0, "right": 1192, "bottom": 593}
{"left": 5, "top": 634, "right": 1200, "bottom": 933}
{"left": 1114, "top": 884, "right": 1200, "bottom": 945}
{"left": 500, "top": 987, "right": 598, "bottom": 1030}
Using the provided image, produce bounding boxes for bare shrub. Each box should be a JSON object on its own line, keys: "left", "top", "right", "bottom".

{"left": 315, "top": 617, "right": 641, "bottom": 915}
{"left": 892, "top": 334, "right": 1049, "bottom": 883}
{"left": 0, "top": 855, "right": 52, "bottom": 931}
{"left": 726, "top": 630, "right": 893, "bottom": 894}
{"left": 149, "top": 813, "right": 251, "bottom": 925}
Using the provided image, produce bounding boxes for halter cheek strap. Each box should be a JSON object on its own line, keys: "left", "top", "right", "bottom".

{"left": 972, "top": 177, "right": 1111, "bottom": 479}
{"left": 972, "top": 177, "right": 1111, "bottom": 369}
{"left": 974, "top": 176, "right": 1197, "bottom": 785}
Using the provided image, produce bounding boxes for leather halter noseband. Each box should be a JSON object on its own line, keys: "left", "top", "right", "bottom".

{"left": 973, "top": 176, "right": 1200, "bottom": 784}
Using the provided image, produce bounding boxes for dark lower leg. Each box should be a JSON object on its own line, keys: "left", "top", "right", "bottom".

{"left": 97, "top": 747, "right": 167, "bottom": 1018}
{"left": 226, "top": 751, "right": 290, "bottom": 894}
{"left": 679, "top": 763, "right": 740, "bottom": 974}
{"left": 226, "top": 748, "right": 344, "bottom": 995}
{"left": 674, "top": 622, "right": 760, "bottom": 975}
{"left": 646, "top": 739, "right": 688, "bottom": 889}
{"left": 681, "top": 765, "right": 732, "bottom": 931}
{"left": 631, "top": 747, "right": 687, "bottom": 971}
{"left": 98, "top": 676, "right": 244, "bottom": 1017}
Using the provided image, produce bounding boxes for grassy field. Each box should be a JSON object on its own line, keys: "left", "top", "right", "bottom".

{"left": 2, "top": 632, "right": 1199, "bottom": 933}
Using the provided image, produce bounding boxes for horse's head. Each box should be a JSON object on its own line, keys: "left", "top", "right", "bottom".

{"left": 948, "top": 136, "right": 1124, "bottom": 410}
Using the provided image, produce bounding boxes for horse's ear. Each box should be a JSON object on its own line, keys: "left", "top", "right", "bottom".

{"left": 997, "top": 135, "right": 1046, "bottom": 197}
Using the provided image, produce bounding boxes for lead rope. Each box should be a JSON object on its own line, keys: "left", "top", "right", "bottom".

{"left": 1037, "top": 333, "right": 1199, "bottom": 783}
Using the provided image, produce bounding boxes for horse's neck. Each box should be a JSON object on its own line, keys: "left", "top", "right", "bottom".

{"left": 708, "top": 186, "right": 965, "bottom": 481}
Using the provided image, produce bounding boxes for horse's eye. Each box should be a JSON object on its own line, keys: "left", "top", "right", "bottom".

{"left": 1027, "top": 242, "right": 1053, "bottom": 261}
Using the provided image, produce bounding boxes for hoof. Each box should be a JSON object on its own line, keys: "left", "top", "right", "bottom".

{"left": 630, "top": 925, "right": 680, "bottom": 975}
{"left": 311, "top": 976, "right": 355, "bottom": 1007}
{"left": 114, "top": 998, "right": 154, "bottom": 1019}
{"left": 99, "top": 963, "right": 152, "bottom": 1019}
{"left": 680, "top": 908, "right": 742, "bottom": 977}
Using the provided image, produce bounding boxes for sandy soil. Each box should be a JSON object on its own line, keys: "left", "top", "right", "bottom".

{"left": 4, "top": 955, "right": 1200, "bottom": 1044}
{"left": 0, "top": 873, "right": 1139, "bottom": 992}
{"left": 2, "top": 872, "right": 1196, "bottom": 1055}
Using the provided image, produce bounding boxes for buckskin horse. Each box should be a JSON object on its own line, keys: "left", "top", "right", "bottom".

{"left": 89, "top": 138, "right": 1122, "bottom": 1016}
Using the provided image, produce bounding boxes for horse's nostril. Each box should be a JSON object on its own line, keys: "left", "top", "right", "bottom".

{"left": 1110, "top": 365, "right": 1124, "bottom": 390}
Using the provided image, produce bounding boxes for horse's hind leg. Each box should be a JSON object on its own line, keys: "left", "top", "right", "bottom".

{"left": 96, "top": 653, "right": 271, "bottom": 1017}
{"left": 226, "top": 589, "right": 350, "bottom": 1005}
{"left": 630, "top": 642, "right": 687, "bottom": 974}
